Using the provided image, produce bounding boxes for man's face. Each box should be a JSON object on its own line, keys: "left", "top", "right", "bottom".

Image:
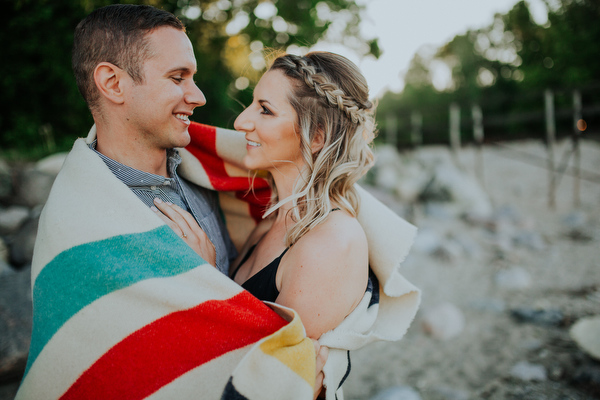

{"left": 123, "top": 27, "right": 205, "bottom": 151}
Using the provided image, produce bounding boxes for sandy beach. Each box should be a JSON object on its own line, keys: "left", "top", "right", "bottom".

{"left": 345, "top": 138, "right": 600, "bottom": 399}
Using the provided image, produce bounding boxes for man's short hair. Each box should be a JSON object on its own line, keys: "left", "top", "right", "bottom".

{"left": 72, "top": 4, "right": 185, "bottom": 112}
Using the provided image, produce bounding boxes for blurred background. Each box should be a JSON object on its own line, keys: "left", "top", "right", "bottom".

{"left": 1, "top": 1, "right": 600, "bottom": 399}
{"left": 2, "top": 0, "right": 599, "bottom": 155}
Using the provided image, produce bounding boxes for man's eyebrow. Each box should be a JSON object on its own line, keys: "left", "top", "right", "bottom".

{"left": 166, "top": 67, "right": 196, "bottom": 75}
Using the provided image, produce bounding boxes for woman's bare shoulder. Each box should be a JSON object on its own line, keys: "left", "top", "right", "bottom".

{"left": 298, "top": 210, "right": 367, "bottom": 256}
{"left": 277, "top": 211, "right": 368, "bottom": 338}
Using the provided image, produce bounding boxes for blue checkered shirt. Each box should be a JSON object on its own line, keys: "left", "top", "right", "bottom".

{"left": 89, "top": 140, "right": 236, "bottom": 274}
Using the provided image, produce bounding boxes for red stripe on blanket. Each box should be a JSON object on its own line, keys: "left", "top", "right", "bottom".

{"left": 187, "top": 122, "right": 271, "bottom": 222}
{"left": 60, "top": 291, "right": 286, "bottom": 400}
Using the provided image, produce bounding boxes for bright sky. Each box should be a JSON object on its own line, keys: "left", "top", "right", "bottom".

{"left": 314, "top": 0, "right": 549, "bottom": 99}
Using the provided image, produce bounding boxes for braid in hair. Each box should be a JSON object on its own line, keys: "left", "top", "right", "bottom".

{"left": 282, "top": 55, "right": 368, "bottom": 124}
{"left": 265, "top": 52, "right": 377, "bottom": 246}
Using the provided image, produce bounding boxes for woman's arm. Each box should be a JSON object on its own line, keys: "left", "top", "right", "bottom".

{"left": 276, "top": 213, "right": 369, "bottom": 339}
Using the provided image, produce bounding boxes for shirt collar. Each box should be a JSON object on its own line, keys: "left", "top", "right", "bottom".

{"left": 89, "top": 140, "right": 182, "bottom": 187}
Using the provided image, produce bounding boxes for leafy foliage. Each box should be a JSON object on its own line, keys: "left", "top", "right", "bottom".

{"left": 0, "top": 0, "right": 376, "bottom": 154}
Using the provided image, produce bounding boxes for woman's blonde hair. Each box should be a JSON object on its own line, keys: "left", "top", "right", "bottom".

{"left": 264, "top": 51, "right": 376, "bottom": 246}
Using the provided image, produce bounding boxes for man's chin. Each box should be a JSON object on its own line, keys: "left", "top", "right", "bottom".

{"left": 174, "top": 130, "right": 191, "bottom": 148}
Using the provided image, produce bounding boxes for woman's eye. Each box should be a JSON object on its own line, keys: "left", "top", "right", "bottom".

{"left": 261, "top": 106, "right": 272, "bottom": 115}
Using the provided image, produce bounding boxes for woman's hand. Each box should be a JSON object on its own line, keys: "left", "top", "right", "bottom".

{"left": 152, "top": 198, "right": 217, "bottom": 267}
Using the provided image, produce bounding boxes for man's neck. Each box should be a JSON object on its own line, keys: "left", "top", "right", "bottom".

{"left": 95, "top": 124, "right": 170, "bottom": 177}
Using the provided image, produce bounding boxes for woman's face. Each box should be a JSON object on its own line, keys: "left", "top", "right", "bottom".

{"left": 234, "top": 70, "right": 303, "bottom": 175}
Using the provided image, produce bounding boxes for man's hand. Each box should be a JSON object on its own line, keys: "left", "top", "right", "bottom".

{"left": 152, "top": 198, "right": 217, "bottom": 266}
{"left": 313, "top": 339, "right": 329, "bottom": 400}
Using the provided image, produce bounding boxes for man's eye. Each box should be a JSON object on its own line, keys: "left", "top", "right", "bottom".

{"left": 172, "top": 77, "right": 183, "bottom": 83}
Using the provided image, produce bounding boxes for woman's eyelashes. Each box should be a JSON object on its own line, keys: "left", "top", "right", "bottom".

{"left": 260, "top": 105, "right": 273, "bottom": 115}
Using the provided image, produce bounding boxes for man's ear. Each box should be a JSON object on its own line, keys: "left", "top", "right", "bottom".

{"left": 93, "top": 62, "right": 126, "bottom": 105}
{"left": 311, "top": 128, "right": 325, "bottom": 154}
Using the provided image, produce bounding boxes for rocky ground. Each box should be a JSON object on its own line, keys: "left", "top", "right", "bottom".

{"left": 344, "top": 139, "right": 600, "bottom": 400}
{"left": 1, "top": 139, "right": 599, "bottom": 399}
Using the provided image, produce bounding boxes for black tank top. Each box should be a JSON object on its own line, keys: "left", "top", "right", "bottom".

{"left": 232, "top": 245, "right": 289, "bottom": 302}
{"left": 232, "top": 208, "right": 340, "bottom": 302}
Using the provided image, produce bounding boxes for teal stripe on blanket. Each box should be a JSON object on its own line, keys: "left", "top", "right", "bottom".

{"left": 24, "top": 225, "right": 205, "bottom": 376}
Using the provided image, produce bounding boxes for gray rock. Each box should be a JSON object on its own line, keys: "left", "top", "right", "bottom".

{"left": 424, "top": 163, "right": 493, "bottom": 218}
{"left": 35, "top": 152, "right": 68, "bottom": 176}
{"left": 0, "top": 265, "right": 32, "bottom": 381}
{"left": 423, "top": 202, "right": 459, "bottom": 219}
{"left": 570, "top": 315, "right": 600, "bottom": 360}
{"left": 494, "top": 266, "right": 532, "bottom": 290}
{"left": 373, "top": 146, "right": 405, "bottom": 192}
{"left": 572, "top": 363, "right": 600, "bottom": 393}
{"left": 509, "top": 361, "right": 547, "bottom": 381}
{"left": 421, "top": 302, "right": 465, "bottom": 340}
{"left": 0, "top": 259, "right": 12, "bottom": 277}
{"left": 9, "top": 217, "right": 39, "bottom": 266}
{"left": 469, "top": 298, "right": 506, "bottom": 313}
{"left": 561, "top": 210, "right": 588, "bottom": 229}
{"left": 454, "top": 234, "right": 484, "bottom": 259}
{"left": 519, "top": 338, "right": 543, "bottom": 351}
{"left": 412, "top": 229, "right": 443, "bottom": 255}
{"left": 433, "top": 239, "right": 464, "bottom": 261}
{"left": 0, "top": 206, "right": 30, "bottom": 234}
{"left": 15, "top": 166, "right": 55, "bottom": 207}
{"left": 370, "top": 386, "right": 422, "bottom": 400}
{"left": 510, "top": 307, "right": 564, "bottom": 326}
{"left": 432, "top": 385, "right": 470, "bottom": 400}
{"left": 513, "top": 230, "right": 546, "bottom": 251}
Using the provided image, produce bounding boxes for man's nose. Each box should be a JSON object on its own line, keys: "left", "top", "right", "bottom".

{"left": 186, "top": 82, "right": 206, "bottom": 108}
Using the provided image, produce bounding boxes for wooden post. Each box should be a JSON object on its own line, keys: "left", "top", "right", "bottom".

{"left": 410, "top": 111, "right": 422, "bottom": 148}
{"left": 386, "top": 114, "right": 398, "bottom": 148}
{"left": 472, "top": 104, "right": 484, "bottom": 186}
{"left": 545, "top": 89, "right": 556, "bottom": 209}
{"left": 573, "top": 90, "right": 582, "bottom": 207}
{"left": 449, "top": 103, "right": 461, "bottom": 153}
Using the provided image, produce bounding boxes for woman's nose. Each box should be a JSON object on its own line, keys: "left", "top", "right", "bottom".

{"left": 234, "top": 107, "right": 253, "bottom": 132}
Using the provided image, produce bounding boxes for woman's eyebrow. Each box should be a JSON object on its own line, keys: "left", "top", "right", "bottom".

{"left": 258, "top": 99, "right": 277, "bottom": 110}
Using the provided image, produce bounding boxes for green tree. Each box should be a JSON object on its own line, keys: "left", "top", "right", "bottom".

{"left": 0, "top": 0, "right": 377, "bottom": 154}
{"left": 378, "top": 0, "right": 600, "bottom": 145}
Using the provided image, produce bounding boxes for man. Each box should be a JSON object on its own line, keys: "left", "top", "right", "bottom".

{"left": 16, "top": 5, "right": 324, "bottom": 400}
{"left": 73, "top": 3, "right": 228, "bottom": 272}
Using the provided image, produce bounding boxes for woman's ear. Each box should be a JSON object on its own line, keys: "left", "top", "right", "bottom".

{"left": 311, "top": 129, "right": 325, "bottom": 154}
{"left": 93, "top": 62, "right": 126, "bottom": 105}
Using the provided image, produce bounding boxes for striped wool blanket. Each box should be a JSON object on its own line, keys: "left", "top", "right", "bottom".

{"left": 17, "top": 122, "right": 419, "bottom": 400}
{"left": 16, "top": 126, "right": 315, "bottom": 400}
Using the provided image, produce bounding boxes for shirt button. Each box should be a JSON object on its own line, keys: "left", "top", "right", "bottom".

{"left": 151, "top": 186, "right": 157, "bottom": 190}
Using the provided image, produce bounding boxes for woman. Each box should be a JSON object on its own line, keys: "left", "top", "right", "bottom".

{"left": 228, "top": 52, "right": 376, "bottom": 339}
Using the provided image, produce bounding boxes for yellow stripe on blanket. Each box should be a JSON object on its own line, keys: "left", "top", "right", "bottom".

{"left": 259, "top": 307, "right": 315, "bottom": 386}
